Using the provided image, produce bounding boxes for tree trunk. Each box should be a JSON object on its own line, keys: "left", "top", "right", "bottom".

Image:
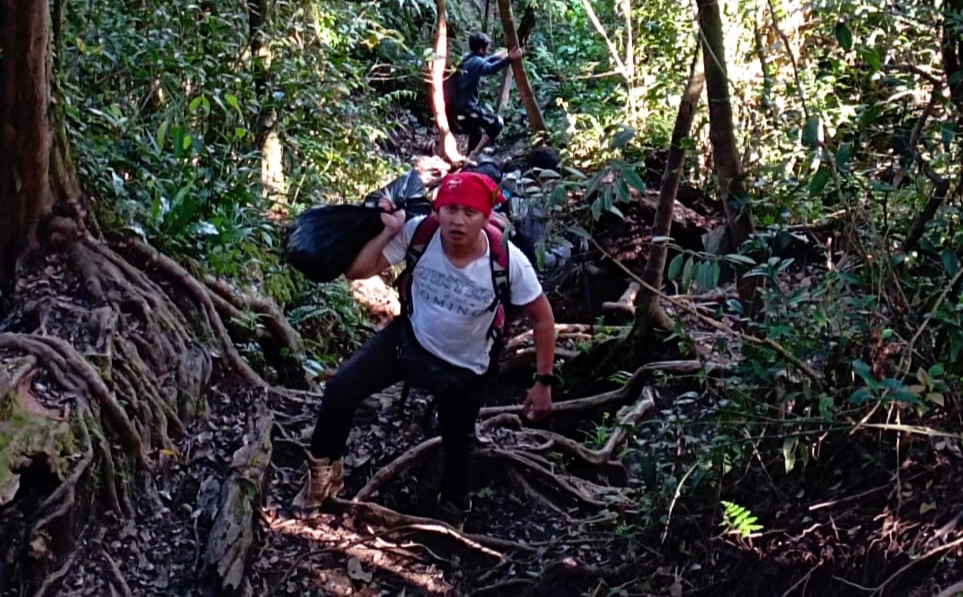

{"left": 496, "top": 0, "right": 546, "bottom": 133}
{"left": 696, "top": 0, "right": 752, "bottom": 248}
{"left": 0, "top": 0, "right": 63, "bottom": 287}
{"left": 496, "top": 6, "right": 535, "bottom": 112}
{"left": 945, "top": 0, "right": 963, "bottom": 114}
{"left": 696, "top": 0, "right": 757, "bottom": 311}
{"left": 431, "top": 0, "right": 463, "bottom": 163}
{"left": 249, "top": 0, "right": 286, "bottom": 212}
{"left": 631, "top": 44, "right": 705, "bottom": 343}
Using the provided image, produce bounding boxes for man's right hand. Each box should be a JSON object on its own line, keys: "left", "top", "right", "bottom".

{"left": 508, "top": 47, "right": 524, "bottom": 61}
{"left": 378, "top": 197, "right": 406, "bottom": 232}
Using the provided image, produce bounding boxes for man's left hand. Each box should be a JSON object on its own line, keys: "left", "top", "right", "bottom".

{"left": 523, "top": 383, "right": 552, "bottom": 422}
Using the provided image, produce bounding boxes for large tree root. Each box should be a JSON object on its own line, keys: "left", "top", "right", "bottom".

{"left": 350, "top": 380, "right": 665, "bottom": 520}
{"left": 0, "top": 226, "right": 276, "bottom": 594}
{"left": 105, "top": 233, "right": 267, "bottom": 388}
{"left": 326, "top": 497, "right": 533, "bottom": 556}
{"left": 204, "top": 276, "right": 309, "bottom": 386}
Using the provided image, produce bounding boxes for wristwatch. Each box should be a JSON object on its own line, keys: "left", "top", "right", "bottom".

{"left": 534, "top": 373, "right": 558, "bottom": 387}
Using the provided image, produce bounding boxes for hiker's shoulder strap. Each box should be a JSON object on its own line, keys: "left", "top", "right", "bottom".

{"left": 405, "top": 214, "right": 440, "bottom": 270}
{"left": 483, "top": 223, "right": 511, "bottom": 308}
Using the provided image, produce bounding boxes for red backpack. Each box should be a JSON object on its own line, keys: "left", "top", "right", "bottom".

{"left": 397, "top": 214, "right": 512, "bottom": 344}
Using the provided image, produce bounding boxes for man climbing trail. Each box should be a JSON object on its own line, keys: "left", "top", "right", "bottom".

{"left": 293, "top": 171, "right": 557, "bottom": 529}
{"left": 445, "top": 32, "right": 524, "bottom": 163}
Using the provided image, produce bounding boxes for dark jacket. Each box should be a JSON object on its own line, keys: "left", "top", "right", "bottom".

{"left": 446, "top": 52, "right": 511, "bottom": 112}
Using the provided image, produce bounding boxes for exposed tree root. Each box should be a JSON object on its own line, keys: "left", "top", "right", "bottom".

{"left": 326, "top": 497, "right": 533, "bottom": 556}
{"left": 482, "top": 359, "right": 723, "bottom": 419}
{"left": 347, "top": 383, "right": 660, "bottom": 524}
{"left": 354, "top": 437, "right": 443, "bottom": 502}
{"left": 507, "top": 467, "right": 572, "bottom": 518}
{"left": 204, "top": 275, "right": 309, "bottom": 385}
{"left": 0, "top": 228, "right": 278, "bottom": 594}
{"left": 503, "top": 324, "right": 627, "bottom": 352}
{"left": 601, "top": 281, "right": 641, "bottom": 315}
{"left": 106, "top": 233, "right": 267, "bottom": 388}
{"left": 100, "top": 544, "right": 134, "bottom": 597}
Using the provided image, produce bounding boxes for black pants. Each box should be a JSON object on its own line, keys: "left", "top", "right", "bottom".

{"left": 310, "top": 318, "right": 486, "bottom": 505}
{"left": 448, "top": 106, "right": 504, "bottom": 152}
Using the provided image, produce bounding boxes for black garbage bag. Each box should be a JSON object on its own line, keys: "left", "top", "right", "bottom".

{"left": 362, "top": 169, "right": 431, "bottom": 217}
{"left": 283, "top": 204, "right": 383, "bottom": 283}
{"left": 283, "top": 169, "right": 430, "bottom": 283}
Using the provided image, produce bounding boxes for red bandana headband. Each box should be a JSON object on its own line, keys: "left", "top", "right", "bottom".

{"left": 433, "top": 171, "right": 505, "bottom": 217}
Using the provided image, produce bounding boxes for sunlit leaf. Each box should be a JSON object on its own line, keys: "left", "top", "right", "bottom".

{"left": 782, "top": 438, "right": 797, "bottom": 473}
{"left": 156, "top": 119, "right": 170, "bottom": 151}
{"left": 681, "top": 257, "right": 694, "bottom": 292}
{"left": 725, "top": 254, "right": 756, "bottom": 266}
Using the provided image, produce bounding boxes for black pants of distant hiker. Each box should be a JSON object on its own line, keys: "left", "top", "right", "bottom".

{"left": 310, "top": 318, "right": 486, "bottom": 506}
{"left": 448, "top": 106, "right": 504, "bottom": 154}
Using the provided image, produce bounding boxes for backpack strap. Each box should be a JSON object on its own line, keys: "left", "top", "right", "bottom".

{"left": 484, "top": 223, "right": 511, "bottom": 340}
{"left": 398, "top": 215, "right": 440, "bottom": 317}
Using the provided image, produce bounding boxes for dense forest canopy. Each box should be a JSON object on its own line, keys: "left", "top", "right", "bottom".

{"left": 1, "top": 0, "right": 963, "bottom": 594}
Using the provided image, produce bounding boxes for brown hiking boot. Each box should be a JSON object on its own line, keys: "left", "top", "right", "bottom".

{"left": 292, "top": 455, "right": 344, "bottom": 512}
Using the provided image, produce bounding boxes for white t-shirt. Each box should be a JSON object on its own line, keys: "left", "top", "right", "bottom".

{"left": 383, "top": 216, "right": 543, "bottom": 374}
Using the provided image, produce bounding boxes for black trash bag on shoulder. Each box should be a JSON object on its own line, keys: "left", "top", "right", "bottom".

{"left": 362, "top": 169, "right": 431, "bottom": 218}
{"left": 283, "top": 169, "right": 430, "bottom": 283}
{"left": 283, "top": 203, "right": 384, "bottom": 283}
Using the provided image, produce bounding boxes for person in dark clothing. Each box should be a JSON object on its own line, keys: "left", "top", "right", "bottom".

{"left": 445, "top": 32, "right": 524, "bottom": 161}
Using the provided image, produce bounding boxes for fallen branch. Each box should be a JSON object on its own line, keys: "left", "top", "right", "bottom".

{"left": 326, "top": 497, "right": 533, "bottom": 554}
{"left": 204, "top": 406, "right": 274, "bottom": 593}
{"left": 353, "top": 437, "right": 442, "bottom": 502}
{"left": 480, "top": 360, "right": 723, "bottom": 418}
{"left": 936, "top": 579, "right": 963, "bottom": 597}
{"left": 601, "top": 281, "right": 640, "bottom": 315}
{"left": 471, "top": 577, "right": 534, "bottom": 596}
{"left": 504, "top": 324, "right": 626, "bottom": 352}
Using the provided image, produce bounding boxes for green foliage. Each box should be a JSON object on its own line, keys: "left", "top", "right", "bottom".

{"left": 286, "top": 280, "right": 370, "bottom": 369}
{"left": 720, "top": 500, "right": 763, "bottom": 538}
